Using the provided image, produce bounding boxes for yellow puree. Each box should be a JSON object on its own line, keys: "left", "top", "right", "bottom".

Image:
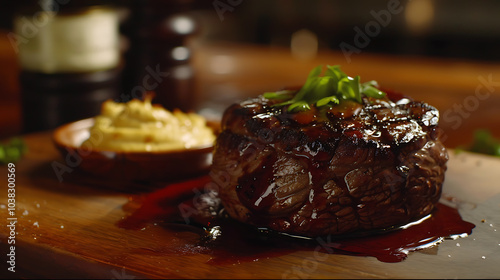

{"left": 83, "top": 98, "right": 215, "bottom": 152}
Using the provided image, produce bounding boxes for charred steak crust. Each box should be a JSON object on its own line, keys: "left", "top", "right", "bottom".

{"left": 211, "top": 91, "right": 448, "bottom": 237}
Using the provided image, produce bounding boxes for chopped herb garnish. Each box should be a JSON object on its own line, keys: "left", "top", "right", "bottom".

{"left": 264, "top": 65, "right": 386, "bottom": 112}
{"left": 0, "top": 138, "right": 27, "bottom": 164}
{"left": 262, "top": 90, "right": 295, "bottom": 100}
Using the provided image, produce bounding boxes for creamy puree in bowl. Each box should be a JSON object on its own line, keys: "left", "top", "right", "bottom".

{"left": 83, "top": 97, "right": 215, "bottom": 152}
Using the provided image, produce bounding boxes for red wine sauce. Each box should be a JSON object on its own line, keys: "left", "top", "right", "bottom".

{"left": 117, "top": 176, "right": 475, "bottom": 264}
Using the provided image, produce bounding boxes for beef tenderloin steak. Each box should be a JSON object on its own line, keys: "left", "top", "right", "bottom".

{"left": 210, "top": 91, "right": 448, "bottom": 237}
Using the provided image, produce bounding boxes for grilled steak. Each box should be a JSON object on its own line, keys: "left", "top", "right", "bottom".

{"left": 210, "top": 90, "right": 448, "bottom": 237}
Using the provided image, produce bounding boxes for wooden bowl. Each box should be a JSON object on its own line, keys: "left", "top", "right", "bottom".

{"left": 53, "top": 118, "right": 218, "bottom": 183}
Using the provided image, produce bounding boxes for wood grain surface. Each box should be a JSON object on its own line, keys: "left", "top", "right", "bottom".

{"left": 1, "top": 130, "right": 500, "bottom": 279}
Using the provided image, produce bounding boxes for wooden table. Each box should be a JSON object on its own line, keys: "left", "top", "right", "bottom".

{"left": 1, "top": 32, "right": 500, "bottom": 278}
{"left": 1, "top": 131, "right": 500, "bottom": 279}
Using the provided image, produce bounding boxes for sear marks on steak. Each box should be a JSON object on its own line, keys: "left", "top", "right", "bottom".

{"left": 210, "top": 90, "right": 448, "bottom": 237}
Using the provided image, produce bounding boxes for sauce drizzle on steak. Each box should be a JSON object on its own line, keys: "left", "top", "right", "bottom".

{"left": 211, "top": 90, "right": 448, "bottom": 237}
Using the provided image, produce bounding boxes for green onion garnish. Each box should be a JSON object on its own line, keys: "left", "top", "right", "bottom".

{"left": 264, "top": 65, "right": 386, "bottom": 112}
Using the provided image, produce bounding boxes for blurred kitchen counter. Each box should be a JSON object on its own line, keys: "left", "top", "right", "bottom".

{"left": 2, "top": 30, "right": 500, "bottom": 148}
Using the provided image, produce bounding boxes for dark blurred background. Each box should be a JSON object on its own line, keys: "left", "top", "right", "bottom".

{"left": 193, "top": 0, "right": 500, "bottom": 62}
{"left": 1, "top": 0, "right": 500, "bottom": 61}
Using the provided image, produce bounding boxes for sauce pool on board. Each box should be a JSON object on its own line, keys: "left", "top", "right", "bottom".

{"left": 117, "top": 176, "right": 475, "bottom": 264}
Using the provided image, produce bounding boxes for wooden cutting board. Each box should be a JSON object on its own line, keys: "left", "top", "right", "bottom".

{"left": 1, "top": 131, "right": 500, "bottom": 279}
